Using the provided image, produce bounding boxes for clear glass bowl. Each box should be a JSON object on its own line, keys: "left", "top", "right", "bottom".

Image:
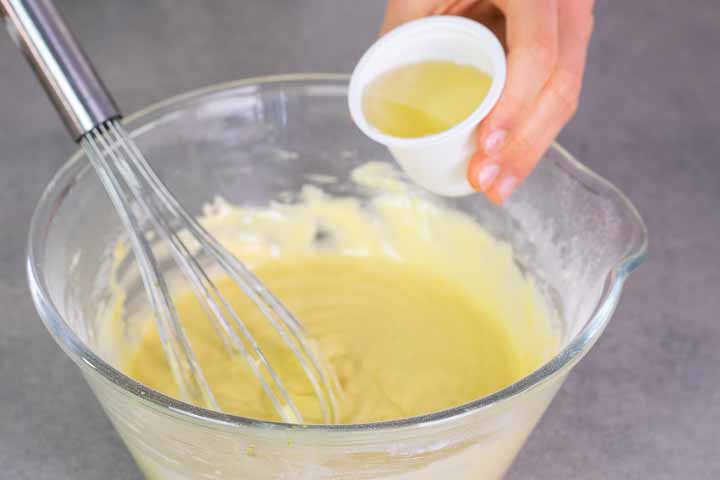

{"left": 27, "top": 74, "right": 647, "bottom": 479}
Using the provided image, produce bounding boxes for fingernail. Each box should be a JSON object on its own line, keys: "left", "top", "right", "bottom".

{"left": 475, "top": 163, "right": 500, "bottom": 191}
{"left": 483, "top": 129, "right": 507, "bottom": 156}
{"left": 496, "top": 175, "right": 519, "bottom": 201}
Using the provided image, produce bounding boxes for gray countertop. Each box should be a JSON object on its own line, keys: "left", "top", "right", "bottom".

{"left": 1, "top": 1, "right": 718, "bottom": 478}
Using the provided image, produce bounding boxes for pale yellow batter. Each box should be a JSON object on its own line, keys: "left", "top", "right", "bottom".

{"left": 120, "top": 163, "right": 558, "bottom": 424}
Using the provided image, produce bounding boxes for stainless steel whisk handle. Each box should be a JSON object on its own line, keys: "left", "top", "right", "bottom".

{"left": 1, "top": 0, "right": 120, "bottom": 139}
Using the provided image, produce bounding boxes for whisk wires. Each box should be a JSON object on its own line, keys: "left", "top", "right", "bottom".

{"left": 80, "top": 119, "right": 338, "bottom": 424}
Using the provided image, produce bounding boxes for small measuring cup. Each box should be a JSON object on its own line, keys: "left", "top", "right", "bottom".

{"left": 349, "top": 16, "right": 506, "bottom": 196}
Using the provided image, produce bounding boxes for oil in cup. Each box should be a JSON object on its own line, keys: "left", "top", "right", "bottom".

{"left": 348, "top": 16, "right": 507, "bottom": 196}
{"left": 362, "top": 60, "right": 493, "bottom": 138}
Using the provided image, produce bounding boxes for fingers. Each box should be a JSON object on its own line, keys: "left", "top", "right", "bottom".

{"left": 431, "top": 0, "right": 482, "bottom": 16}
{"left": 380, "top": 0, "right": 447, "bottom": 34}
{"left": 469, "top": 0, "right": 594, "bottom": 204}
{"left": 381, "top": 0, "right": 484, "bottom": 34}
{"left": 474, "top": 0, "right": 559, "bottom": 148}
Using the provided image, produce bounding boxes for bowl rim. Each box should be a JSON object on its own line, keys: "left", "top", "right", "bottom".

{"left": 26, "top": 73, "right": 648, "bottom": 433}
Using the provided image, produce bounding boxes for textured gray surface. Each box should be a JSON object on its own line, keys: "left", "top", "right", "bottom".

{"left": 1, "top": 1, "right": 718, "bottom": 478}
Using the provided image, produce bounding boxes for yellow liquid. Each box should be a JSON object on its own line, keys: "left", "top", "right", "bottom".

{"left": 127, "top": 257, "right": 536, "bottom": 423}
{"left": 120, "top": 164, "right": 556, "bottom": 424}
{"left": 363, "top": 61, "right": 492, "bottom": 138}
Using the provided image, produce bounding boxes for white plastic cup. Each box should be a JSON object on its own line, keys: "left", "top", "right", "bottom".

{"left": 349, "top": 16, "right": 506, "bottom": 196}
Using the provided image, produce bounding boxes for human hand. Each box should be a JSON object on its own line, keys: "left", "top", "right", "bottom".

{"left": 381, "top": 0, "right": 594, "bottom": 203}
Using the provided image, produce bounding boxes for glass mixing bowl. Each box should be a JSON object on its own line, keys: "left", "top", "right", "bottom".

{"left": 27, "top": 75, "right": 647, "bottom": 479}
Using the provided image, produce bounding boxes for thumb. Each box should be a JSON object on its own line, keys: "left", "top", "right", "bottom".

{"left": 381, "top": 0, "right": 448, "bottom": 34}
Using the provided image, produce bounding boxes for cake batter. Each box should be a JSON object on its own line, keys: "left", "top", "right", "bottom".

{"left": 122, "top": 163, "right": 558, "bottom": 424}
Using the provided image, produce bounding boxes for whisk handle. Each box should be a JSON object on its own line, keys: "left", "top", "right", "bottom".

{"left": 1, "top": 0, "right": 120, "bottom": 140}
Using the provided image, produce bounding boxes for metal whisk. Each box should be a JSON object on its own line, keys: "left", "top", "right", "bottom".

{"left": 3, "top": 0, "right": 337, "bottom": 423}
